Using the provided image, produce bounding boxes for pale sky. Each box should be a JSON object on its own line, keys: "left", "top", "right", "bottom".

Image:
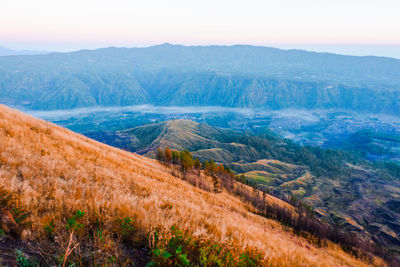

{"left": 1, "top": 0, "right": 400, "bottom": 57}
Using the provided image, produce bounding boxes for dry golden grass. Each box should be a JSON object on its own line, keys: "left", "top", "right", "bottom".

{"left": 0, "top": 104, "right": 384, "bottom": 266}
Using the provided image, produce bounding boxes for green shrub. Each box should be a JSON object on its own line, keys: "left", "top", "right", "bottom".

{"left": 238, "top": 251, "right": 262, "bottom": 267}
{"left": 148, "top": 226, "right": 190, "bottom": 266}
{"left": 120, "top": 217, "right": 135, "bottom": 237}
{"left": 67, "top": 210, "right": 85, "bottom": 232}
{"left": 43, "top": 220, "right": 55, "bottom": 236}
{"left": 15, "top": 249, "right": 39, "bottom": 267}
{"left": 0, "top": 187, "right": 31, "bottom": 238}
{"left": 147, "top": 226, "right": 264, "bottom": 266}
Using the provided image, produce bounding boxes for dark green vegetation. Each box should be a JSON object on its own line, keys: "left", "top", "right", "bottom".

{"left": 147, "top": 226, "right": 264, "bottom": 267}
{"left": 90, "top": 119, "right": 400, "bottom": 256}
{"left": 1, "top": 43, "right": 400, "bottom": 113}
{"left": 338, "top": 130, "right": 400, "bottom": 162}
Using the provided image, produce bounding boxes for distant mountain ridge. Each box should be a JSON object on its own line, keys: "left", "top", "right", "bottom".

{"left": 0, "top": 43, "right": 399, "bottom": 113}
{"left": 0, "top": 45, "right": 49, "bottom": 56}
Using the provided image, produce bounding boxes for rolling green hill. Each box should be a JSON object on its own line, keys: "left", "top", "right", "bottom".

{"left": 87, "top": 119, "right": 400, "bottom": 255}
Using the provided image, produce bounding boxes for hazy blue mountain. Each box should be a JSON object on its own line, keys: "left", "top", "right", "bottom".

{"left": 0, "top": 43, "right": 399, "bottom": 111}
{"left": 0, "top": 45, "right": 49, "bottom": 56}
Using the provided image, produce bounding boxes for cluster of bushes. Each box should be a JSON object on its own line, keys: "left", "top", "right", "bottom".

{"left": 157, "top": 147, "right": 235, "bottom": 193}
{"left": 157, "top": 147, "right": 236, "bottom": 176}
{"left": 157, "top": 147, "right": 203, "bottom": 172}
{"left": 147, "top": 226, "right": 264, "bottom": 266}
{"left": 155, "top": 147, "right": 398, "bottom": 265}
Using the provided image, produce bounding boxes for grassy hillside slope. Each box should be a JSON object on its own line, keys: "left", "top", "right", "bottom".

{"left": 99, "top": 119, "right": 400, "bottom": 257}
{"left": 0, "top": 105, "right": 378, "bottom": 266}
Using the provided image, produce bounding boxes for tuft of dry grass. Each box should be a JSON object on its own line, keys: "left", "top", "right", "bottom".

{"left": 0, "top": 104, "right": 384, "bottom": 266}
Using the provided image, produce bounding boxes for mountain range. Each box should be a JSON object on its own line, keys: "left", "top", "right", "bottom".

{"left": 0, "top": 45, "right": 49, "bottom": 56}
{"left": 0, "top": 43, "right": 399, "bottom": 113}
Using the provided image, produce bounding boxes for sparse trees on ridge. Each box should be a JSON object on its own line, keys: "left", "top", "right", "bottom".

{"left": 156, "top": 147, "right": 237, "bottom": 194}
{"left": 156, "top": 147, "right": 237, "bottom": 184}
{"left": 156, "top": 147, "right": 164, "bottom": 163}
{"left": 172, "top": 150, "right": 179, "bottom": 165}
{"left": 194, "top": 158, "right": 201, "bottom": 169}
{"left": 194, "top": 158, "right": 201, "bottom": 176}
{"left": 179, "top": 150, "right": 193, "bottom": 176}
{"left": 164, "top": 147, "right": 172, "bottom": 165}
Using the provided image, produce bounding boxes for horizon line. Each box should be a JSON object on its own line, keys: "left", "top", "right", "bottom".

{"left": 2, "top": 42, "right": 400, "bottom": 60}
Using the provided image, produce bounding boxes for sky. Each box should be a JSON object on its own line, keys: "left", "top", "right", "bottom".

{"left": 1, "top": 0, "right": 400, "bottom": 57}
